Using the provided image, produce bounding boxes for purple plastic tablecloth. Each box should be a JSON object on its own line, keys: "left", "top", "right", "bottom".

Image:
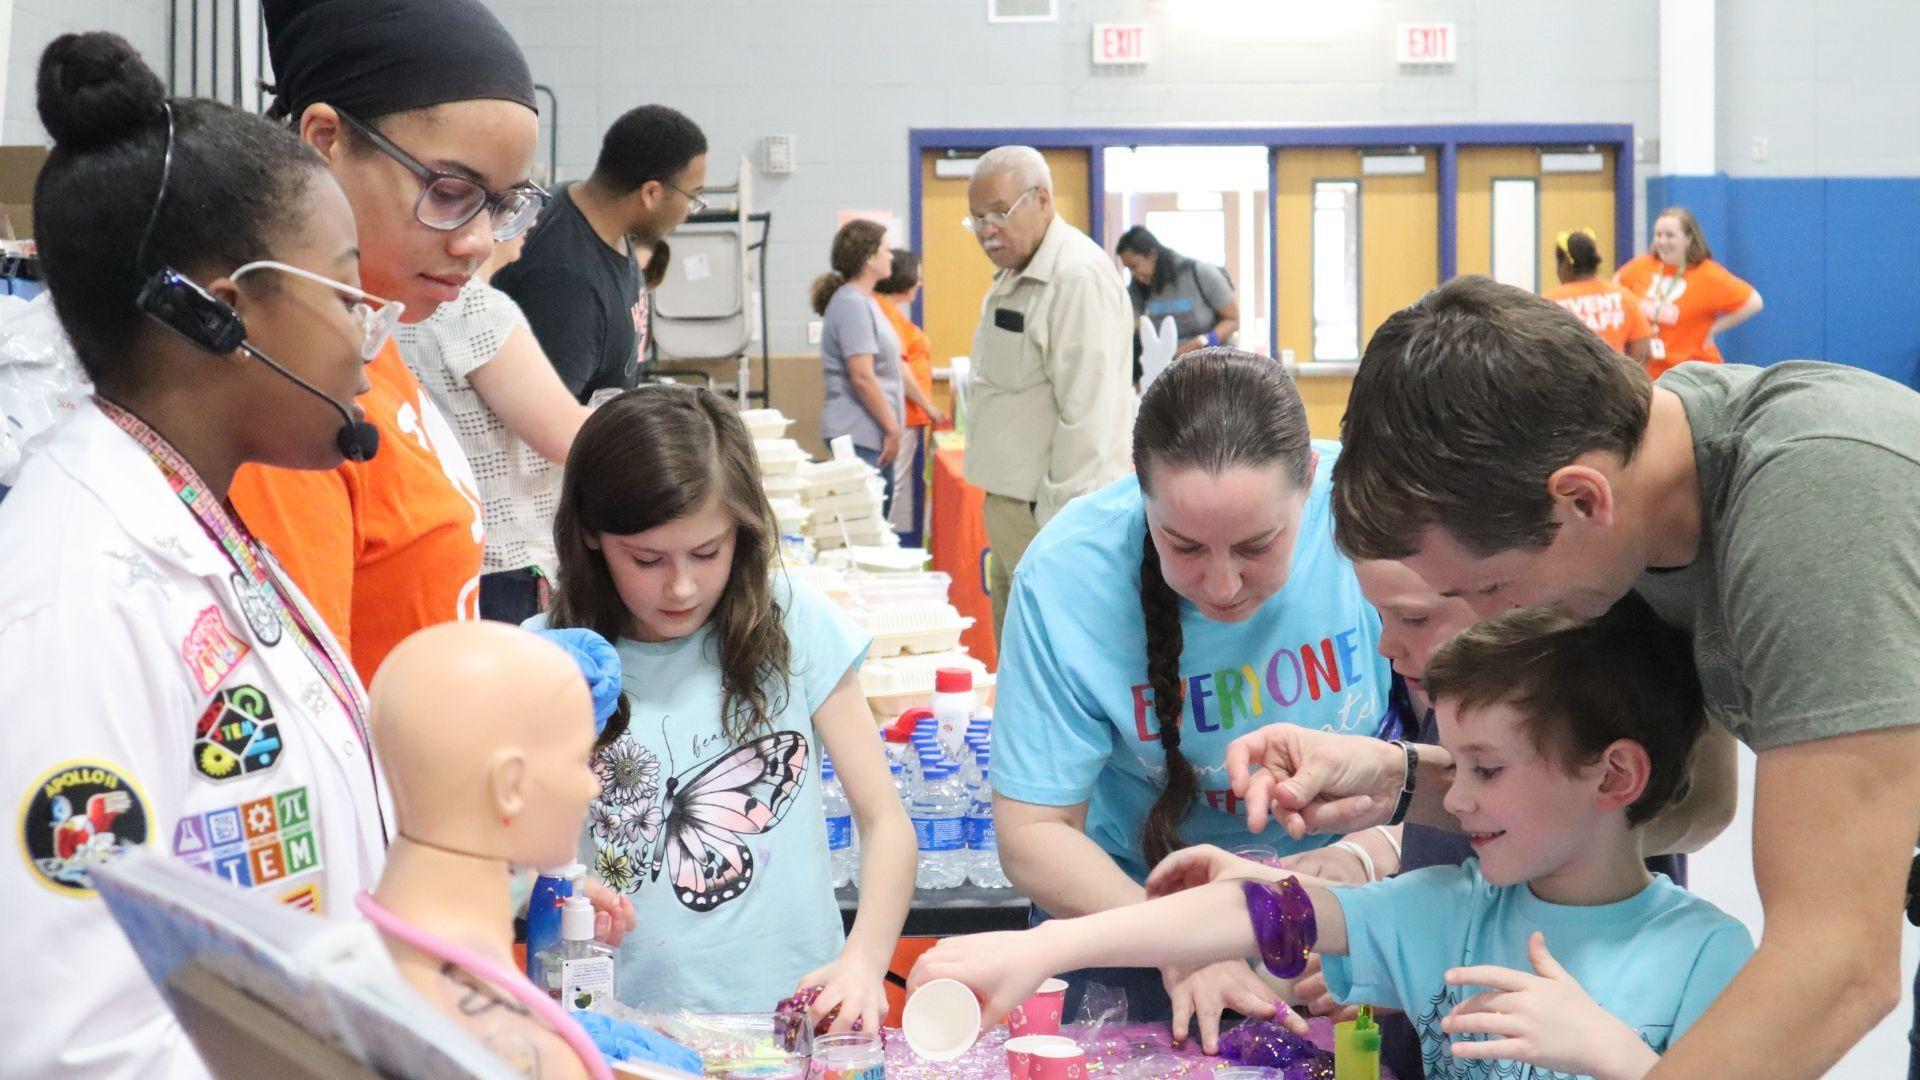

{"left": 874, "top": 1017, "right": 1399, "bottom": 1079}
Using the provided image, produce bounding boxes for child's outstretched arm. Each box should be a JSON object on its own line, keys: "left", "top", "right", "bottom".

{"left": 799, "top": 669, "right": 918, "bottom": 1035}
{"left": 907, "top": 845, "right": 1350, "bottom": 1030}
{"left": 1441, "top": 931, "right": 1661, "bottom": 1080}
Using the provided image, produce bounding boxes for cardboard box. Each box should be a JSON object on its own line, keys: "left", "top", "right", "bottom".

{"left": 0, "top": 146, "right": 51, "bottom": 246}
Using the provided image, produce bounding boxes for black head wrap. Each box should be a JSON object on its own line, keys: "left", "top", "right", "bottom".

{"left": 264, "top": 0, "right": 535, "bottom": 123}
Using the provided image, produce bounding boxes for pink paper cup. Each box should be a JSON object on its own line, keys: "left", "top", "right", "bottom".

{"left": 1007, "top": 977, "right": 1069, "bottom": 1037}
{"left": 1005, "top": 1035, "right": 1079, "bottom": 1080}
{"left": 900, "top": 978, "right": 982, "bottom": 1062}
{"left": 1028, "top": 1041, "right": 1088, "bottom": 1080}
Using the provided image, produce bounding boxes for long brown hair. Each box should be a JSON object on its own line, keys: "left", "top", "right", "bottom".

{"left": 809, "top": 218, "right": 887, "bottom": 315}
{"left": 547, "top": 385, "right": 791, "bottom": 748}
{"left": 1134, "top": 349, "right": 1313, "bottom": 869}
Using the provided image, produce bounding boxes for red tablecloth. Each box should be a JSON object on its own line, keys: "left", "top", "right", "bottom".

{"left": 928, "top": 446, "right": 996, "bottom": 669}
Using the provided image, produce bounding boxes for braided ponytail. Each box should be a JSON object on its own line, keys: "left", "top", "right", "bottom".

{"left": 1139, "top": 534, "right": 1197, "bottom": 869}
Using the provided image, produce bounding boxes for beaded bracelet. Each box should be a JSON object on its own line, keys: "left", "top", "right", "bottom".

{"left": 1242, "top": 876, "right": 1317, "bottom": 979}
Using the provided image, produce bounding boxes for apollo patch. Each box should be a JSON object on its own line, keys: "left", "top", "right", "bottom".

{"left": 17, "top": 760, "right": 151, "bottom": 896}
{"left": 192, "top": 684, "right": 283, "bottom": 782}
{"left": 182, "top": 606, "right": 249, "bottom": 696}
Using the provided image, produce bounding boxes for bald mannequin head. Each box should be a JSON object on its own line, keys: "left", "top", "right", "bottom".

{"left": 369, "top": 622, "right": 599, "bottom": 870}
{"left": 968, "top": 145, "right": 1056, "bottom": 271}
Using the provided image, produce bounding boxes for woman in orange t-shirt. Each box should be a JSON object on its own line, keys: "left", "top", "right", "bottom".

{"left": 230, "top": 0, "right": 548, "bottom": 683}
{"left": 1615, "top": 207, "right": 1764, "bottom": 378}
{"left": 1542, "top": 228, "right": 1656, "bottom": 366}
{"left": 874, "top": 249, "right": 947, "bottom": 535}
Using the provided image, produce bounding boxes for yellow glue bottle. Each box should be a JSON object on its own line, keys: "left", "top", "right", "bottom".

{"left": 1334, "top": 1005, "right": 1382, "bottom": 1080}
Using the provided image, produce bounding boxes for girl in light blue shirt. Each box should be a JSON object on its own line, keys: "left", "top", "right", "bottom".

{"left": 532, "top": 385, "right": 915, "bottom": 1030}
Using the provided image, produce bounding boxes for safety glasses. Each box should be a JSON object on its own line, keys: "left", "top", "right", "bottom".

{"left": 232, "top": 261, "right": 404, "bottom": 361}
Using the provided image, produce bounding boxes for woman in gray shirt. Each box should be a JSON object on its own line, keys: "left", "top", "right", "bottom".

{"left": 1116, "top": 225, "right": 1240, "bottom": 364}
{"left": 810, "top": 219, "right": 905, "bottom": 512}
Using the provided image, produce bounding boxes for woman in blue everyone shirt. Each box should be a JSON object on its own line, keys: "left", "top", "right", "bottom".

{"left": 990, "top": 349, "right": 1391, "bottom": 1051}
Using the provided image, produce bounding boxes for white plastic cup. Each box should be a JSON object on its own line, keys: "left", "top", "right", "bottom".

{"left": 901, "top": 978, "right": 982, "bottom": 1062}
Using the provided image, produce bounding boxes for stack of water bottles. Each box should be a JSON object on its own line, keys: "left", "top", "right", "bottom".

{"left": 829, "top": 664, "right": 1013, "bottom": 893}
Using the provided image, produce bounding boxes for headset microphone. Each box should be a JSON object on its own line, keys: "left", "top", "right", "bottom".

{"left": 242, "top": 343, "right": 381, "bottom": 463}
{"left": 135, "top": 269, "right": 380, "bottom": 463}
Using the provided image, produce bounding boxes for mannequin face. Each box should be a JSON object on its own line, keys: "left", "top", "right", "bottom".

{"left": 368, "top": 622, "right": 601, "bottom": 868}
{"left": 505, "top": 693, "right": 602, "bottom": 870}
{"left": 595, "top": 497, "right": 739, "bottom": 642}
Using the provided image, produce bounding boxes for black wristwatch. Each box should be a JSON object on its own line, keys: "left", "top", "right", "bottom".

{"left": 1385, "top": 740, "right": 1419, "bottom": 827}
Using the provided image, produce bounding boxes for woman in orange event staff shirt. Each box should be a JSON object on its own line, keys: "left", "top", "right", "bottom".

{"left": 1615, "top": 206, "right": 1763, "bottom": 378}
{"left": 1543, "top": 228, "right": 1655, "bottom": 366}
{"left": 232, "top": 0, "right": 546, "bottom": 682}
{"left": 874, "top": 248, "right": 948, "bottom": 535}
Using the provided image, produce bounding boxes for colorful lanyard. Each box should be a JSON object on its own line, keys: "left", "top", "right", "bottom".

{"left": 98, "top": 399, "right": 370, "bottom": 754}
{"left": 1651, "top": 265, "right": 1686, "bottom": 306}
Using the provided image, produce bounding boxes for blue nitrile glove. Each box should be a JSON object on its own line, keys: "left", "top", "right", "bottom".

{"left": 572, "top": 1011, "right": 705, "bottom": 1074}
{"left": 531, "top": 627, "right": 623, "bottom": 735}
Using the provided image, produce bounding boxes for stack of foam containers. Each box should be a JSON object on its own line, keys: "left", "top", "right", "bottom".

{"left": 799, "top": 456, "right": 895, "bottom": 551}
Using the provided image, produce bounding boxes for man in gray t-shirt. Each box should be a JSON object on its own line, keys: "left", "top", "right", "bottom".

{"left": 1241, "top": 276, "right": 1920, "bottom": 1080}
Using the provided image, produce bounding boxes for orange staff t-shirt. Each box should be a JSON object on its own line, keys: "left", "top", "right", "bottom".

{"left": 230, "top": 341, "right": 484, "bottom": 685}
{"left": 877, "top": 295, "right": 935, "bottom": 428}
{"left": 1615, "top": 254, "right": 1757, "bottom": 377}
{"left": 1542, "top": 278, "right": 1655, "bottom": 356}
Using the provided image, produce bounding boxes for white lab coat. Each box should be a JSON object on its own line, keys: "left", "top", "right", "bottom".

{"left": 0, "top": 401, "right": 392, "bottom": 1079}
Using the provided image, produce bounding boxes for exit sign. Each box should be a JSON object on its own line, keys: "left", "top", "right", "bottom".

{"left": 1396, "top": 22, "right": 1457, "bottom": 65}
{"left": 1093, "top": 22, "right": 1150, "bottom": 65}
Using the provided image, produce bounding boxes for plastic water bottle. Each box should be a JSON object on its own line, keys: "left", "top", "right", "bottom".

{"left": 525, "top": 861, "right": 583, "bottom": 983}
{"left": 822, "top": 756, "right": 857, "bottom": 889}
{"left": 966, "top": 747, "right": 1011, "bottom": 888}
{"left": 887, "top": 760, "right": 910, "bottom": 806}
{"left": 910, "top": 764, "right": 969, "bottom": 889}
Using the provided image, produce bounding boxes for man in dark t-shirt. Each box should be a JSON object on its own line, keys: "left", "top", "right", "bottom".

{"left": 495, "top": 105, "right": 707, "bottom": 404}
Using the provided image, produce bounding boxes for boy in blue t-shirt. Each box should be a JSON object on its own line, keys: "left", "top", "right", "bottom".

{"left": 910, "top": 597, "right": 1753, "bottom": 1080}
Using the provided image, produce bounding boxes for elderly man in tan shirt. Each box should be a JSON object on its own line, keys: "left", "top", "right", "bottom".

{"left": 963, "top": 146, "right": 1135, "bottom": 641}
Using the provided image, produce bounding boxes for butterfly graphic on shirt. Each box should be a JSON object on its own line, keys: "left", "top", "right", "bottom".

{"left": 624, "top": 727, "right": 810, "bottom": 913}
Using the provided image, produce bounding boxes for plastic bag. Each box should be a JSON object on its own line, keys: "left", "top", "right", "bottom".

{"left": 0, "top": 292, "right": 89, "bottom": 487}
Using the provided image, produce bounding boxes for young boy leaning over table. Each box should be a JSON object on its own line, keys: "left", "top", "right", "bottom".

{"left": 912, "top": 596, "right": 1753, "bottom": 1080}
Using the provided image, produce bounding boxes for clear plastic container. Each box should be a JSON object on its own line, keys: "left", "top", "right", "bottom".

{"left": 807, "top": 1032, "right": 884, "bottom": 1079}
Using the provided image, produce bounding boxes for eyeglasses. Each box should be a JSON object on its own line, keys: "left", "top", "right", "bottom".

{"left": 233, "top": 260, "right": 404, "bottom": 360}
{"left": 663, "top": 180, "right": 708, "bottom": 216}
{"left": 335, "top": 108, "right": 549, "bottom": 241}
{"left": 962, "top": 186, "right": 1039, "bottom": 234}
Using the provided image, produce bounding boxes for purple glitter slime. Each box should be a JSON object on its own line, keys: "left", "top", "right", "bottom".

{"left": 1218, "top": 1020, "right": 1334, "bottom": 1072}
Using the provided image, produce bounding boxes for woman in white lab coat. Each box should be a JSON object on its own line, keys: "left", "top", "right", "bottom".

{"left": 0, "top": 34, "right": 396, "bottom": 1077}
